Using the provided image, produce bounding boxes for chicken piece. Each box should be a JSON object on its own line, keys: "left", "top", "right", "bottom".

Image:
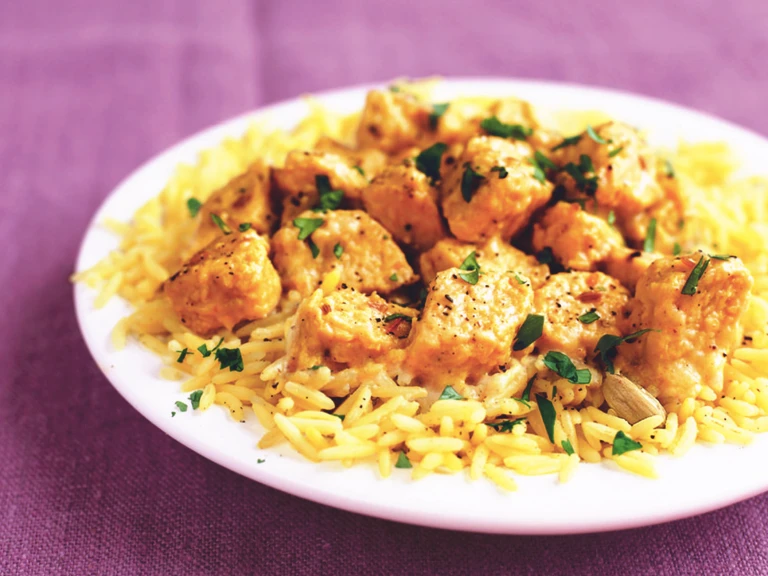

{"left": 404, "top": 268, "right": 534, "bottom": 388}
{"left": 164, "top": 230, "right": 281, "bottom": 336}
{"left": 552, "top": 122, "right": 663, "bottom": 217}
{"left": 313, "top": 137, "right": 388, "bottom": 180}
{"left": 617, "top": 253, "right": 753, "bottom": 401}
{"left": 285, "top": 287, "right": 417, "bottom": 372}
{"left": 271, "top": 209, "right": 416, "bottom": 297}
{"left": 419, "top": 236, "right": 548, "bottom": 288}
{"left": 357, "top": 89, "right": 431, "bottom": 154}
{"left": 273, "top": 150, "right": 368, "bottom": 223}
{"left": 532, "top": 202, "right": 625, "bottom": 271}
{"left": 196, "top": 161, "right": 276, "bottom": 249}
{"left": 362, "top": 164, "right": 447, "bottom": 251}
{"left": 604, "top": 248, "right": 663, "bottom": 293}
{"left": 441, "top": 136, "right": 553, "bottom": 242}
{"left": 534, "top": 271, "right": 630, "bottom": 360}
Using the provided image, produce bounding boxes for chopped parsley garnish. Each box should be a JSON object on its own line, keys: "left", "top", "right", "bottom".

{"left": 607, "top": 210, "right": 616, "bottom": 226}
{"left": 438, "top": 385, "right": 463, "bottom": 401}
{"left": 608, "top": 146, "right": 624, "bottom": 158}
{"left": 710, "top": 254, "right": 734, "bottom": 261}
{"left": 490, "top": 165, "right": 509, "bottom": 179}
{"left": 595, "top": 329, "right": 656, "bottom": 373}
{"left": 215, "top": 347, "right": 244, "bottom": 372}
{"left": 536, "top": 247, "right": 554, "bottom": 265}
{"left": 429, "top": 102, "right": 449, "bottom": 130}
{"left": 562, "top": 156, "right": 598, "bottom": 195}
{"left": 577, "top": 309, "right": 600, "bottom": 324}
{"left": 480, "top": 116, "right": 532, "bottom": 140}
{"left": 643, "top": 218, "right": 657, "bottom": 253}
{"left": 309, "top": 365, "right": 324, "bottom": 371}
{"left": 395, "top": 451, "right": 413, "bottom": 469}
{"left": 612, "top": 430, "right": 643, "bottom": 456}
{"left": 415, "top": 142, "right": 447, "bottom": 183}
{"left": 238, "top": 222, "right": 252, "bottom": 232}
{"left": 188, "top": 390, "right": 203, "bottom": 410}
{"left": 187, "top": 198, "right": 202, "bottom": 217}
{"left": 176, "top": 348, "right": 191, "bottom": 363}
{"left": 487, "top": 417, "right": 526, "bottom": 433}
{"left": 389, "top": 273, "right": 398, "bottom": 281}
{"left": 543, "top": 351, "right": 592, "bottom": 384}
{"left": 175, "top": 401, "right": 188, "bottom": 413}
{"left": 586, "top": 124, "right": 610, "bottom": 144}
{"left": 210, "top": 213, "right": 232, "bottom": 235}
{"left": 551, "top": 134, "right": 583, "bottom": 151}
{"left": 333, "top": 243, "right": 343, "bottom": 259}
{"left": 389, "top": 85, "right": 401, "bottom": 93}
{"left": 536, "top": 394, "right": 556, "bottom": 443}
{"left": 257, "top": 458, "right": 266, "bottom": 464}
{"left": 383, "top": 313, "right": 413, "bottom": 323}
{"left": 529, "top": 151, "right": 556, "bottom": 183}
{"left": 353, "top": 165, "right": 365, "bottom": 176}
{"left": 664, "top": 159, "right": 675, "bottom": 178}
{"left": 514, "top": 273, "right": 527, "bottom": 285}
{"left": 458, "top": 251, "right": 481, "bottom": 284}
{"left": 313, "top": 175, "right": 344, "bottom": 212}
{"left": 461, "top": 163, "right": 485, "bottom": 202}
{"left": 521, "top": 375, "right": 536, "bottom": 403}
{"left": 561, "top": 439, "right": 575, "bottom": 455}
{"left": 294, "top": 217, "right": 324, "bottom": 259}
{"left": 681, "top": 255, "right": 709, "bottom": 296}
{"left": 673, "top": 242, "right": 682, "bottom": 256}
{"left": 198, "top": 338, "right": 224, "bottom": 358}
{"left": 513, "top": 314, "right": 544, "bottom": 351}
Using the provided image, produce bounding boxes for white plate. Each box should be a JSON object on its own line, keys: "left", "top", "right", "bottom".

{"left": 74, "top": 78, "right": 768, "bottom": 535}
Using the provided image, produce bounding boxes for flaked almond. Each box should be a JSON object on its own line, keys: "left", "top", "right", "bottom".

{"left": 602, "top": 373, "right": 666, "bottom": 425}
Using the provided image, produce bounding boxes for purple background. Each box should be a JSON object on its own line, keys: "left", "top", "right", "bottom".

{"left": 3, "top": 0, "right": 768, "bottom": 574}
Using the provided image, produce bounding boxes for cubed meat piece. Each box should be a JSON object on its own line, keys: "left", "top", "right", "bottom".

{"left": 285, "top": 287, "right": 417, "bottom": 372}
{"left": 441, "top": 136, "right": 553, "bottom": 242}
{"left": 404, "top": 268, "right": 534, "bottom": 386}
{"left": 362, "top": 164, "right": 447, "bottom": 251}
{"left": 552, "top": 122, "right": 664, "bottom": 217}
{"left": 313, "top": 137, "right": 388, "bottom": 180}
{"left": 532, "top": 202, "right": 625, "bottom": 271}
{"left": 164, "top": 230, "right": 281, "bottom": 335}
{"left": 273, "top": 150, "right": 368, "bottom": 223}
{"left": 356, "top": 90, "right": 431, "bottom": 154}
{"left": 534, "top": 271, "right": 630, "bottom": 360}
{"left": 617, "top": 253, "right": 753, "bottom": 401}
{"left": 271, "top": 209, "right": 416, "bottom": 297}
{"left": 196, "top": 161, "right": 276, "bottom": 248}
{"left": 419, "top": 236, "right": 548, "bottom": 288}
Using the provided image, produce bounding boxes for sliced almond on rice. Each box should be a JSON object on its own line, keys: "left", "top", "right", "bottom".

{"left": 602, "top": 373, "right": 666, "bottom": 425}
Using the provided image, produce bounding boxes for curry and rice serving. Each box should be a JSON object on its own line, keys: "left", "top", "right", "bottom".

{"left": 74, "top": 81, "right": 768, "bottom": 490}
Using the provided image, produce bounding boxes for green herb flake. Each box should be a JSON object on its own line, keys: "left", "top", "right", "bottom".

{"left": 521, "top": 375, "right": 536, "bottom": 403}
{"left": 188, "top": 390, "right": 203, "bottom": 410}
{"left": 543, "top": 351, "right": 592, "bottom": 384}
{"left": 643, "top": 218, "right": 657, "bottom": 253}
{"left": 438, "top": 385, "right": 463, "bottom": 401}
{"left": 595, "top": 329, "right": 656, "bottom": 373}
{"left": 197, "top": 337, "right": 224, "bottom": 358}
{"left": 607, "top": 210, "right": 616, "bottom": 226}
{"left": 561, "top": 439, "right": 575, "bottom": 455}
{"left": 308, "top": 239, "right": 320, "bottom": 259}
{"left": 461, "top": 163, "right": 485, "bottom": 202}
{"left": 353, "top": 165, "right": 365, "bottom": 176}
{"left": 415, "top": 142, "right": 448, "bottom": 183}
{"left": 313, "top": 175, "right": 344, "bottom": 212}
{"left": 536, "top": 247, "right": 554, "bottom": 265}
{"left": 429, "top": 102, "right": 449, "bottom": 130}
{"left": 257, "top": 458, "right": 266, "bottom": 464}
{"left": 171, "top": 412, "right": 176, "bottom": 417}
{"left": 383, "top": 313, "right": 413, "bottom": 323}
{"left": 673, "top": 242, "right": 682, "bottom": 256}
{"left": 487, "top": 417, "right": 526, "bottom": 433}
{"left": 332, "top": 413, "right": 345, "bottom": 421}
{"left": 187, "top": 198, "right": 202, "bottom": 217}
{"left": 395, "top": 451, "right": 413, "bottom": 469}
{"left": 458, "top": 250, "right": 481, "bottom": 284}
{"left": 681, "top": 256, "right": 710, "bottom": 296}
{"left": 529, "top": 151, "right": 556, "bottom": 183}
{"left": 562, "top": 159, "right": 598, "bottom": 196}
{"left": 513, "top": 273, "right": 527, "bottom": 285}
{"left": 608, "top": 146, "right": 624, "bottom": 158}
{"left": 238, "top": 222, "right": 252, "bottom": 232}
{"left": 536, "top": 394, "right": 557, "bottom": 443}
{"left": 551, "top": 134, "right": 582, "bottom": 151}
{"left": 664, "top": 159, "right": 675, "bottom": 178}
{"left": 512, "top": 396, "right": 531, "bottom": 408}
{"left": 586, "top": 124, "right": 610, "bottom": 144}
{"left": 612, "top": 430, "right": 643, "bottom": 456}
{"left": 210, "top": 213, "right": 232, "bottom": 235}
{"left": 333, "top": 243, "right": 343, "bottom": 259}
{"left": 513, "top": 314, "right": 544, "bottom": 351}
{"left": 490, "top": 165, "right": 509, "bottom": 179}
{"left": 480, "top": 116, "right": 532, "bottom": 140}
{"left": 389, "top": 273, "right": 398, "bottom": 281}
{"left": 215, "top": 347, "right": 244, "bottom": 372}
{"left": 309, "top": 365, "right": 324, "bottom": 371}
{"left": 578, "top": 309, "right": 600, "bottom": 324}
{"left": 710, "top": 254, "right": 734, "bottom": 261}
{"left": 293, "top": 218, "right": 325, "bottom": 257}
{"left": 176, "top": 348, "right": 191, "bottom": 363}
{"left": 175, "top": 401, "right": 188, "bottom": 413}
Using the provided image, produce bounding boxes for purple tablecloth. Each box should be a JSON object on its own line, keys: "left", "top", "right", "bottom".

{"left": 3, "top": 1, "right": 768, "bottom": 574}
